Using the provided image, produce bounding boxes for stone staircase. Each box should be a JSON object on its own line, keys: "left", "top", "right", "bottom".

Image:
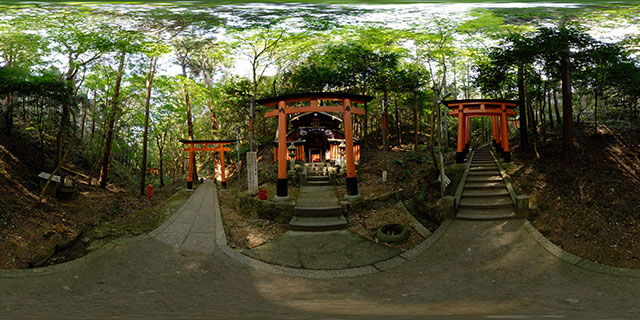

{"left": 289, "top": 163, "right": 347, "bottom": 231}
{"left": 305, "top": 163, "right": 331, "bottom": 187}
{"left": 456, "top": 145, "right": 516, "bottom": 220}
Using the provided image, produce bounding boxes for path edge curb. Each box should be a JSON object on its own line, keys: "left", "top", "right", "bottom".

{"left": 523, "top": 220, "right": 640, "bottom": 278}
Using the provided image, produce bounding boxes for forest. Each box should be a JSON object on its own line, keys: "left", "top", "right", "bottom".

{"left": 1, "top": 2, "right": 639, "bottom": 269}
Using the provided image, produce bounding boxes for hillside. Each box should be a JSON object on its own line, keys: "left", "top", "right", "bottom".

{"left": 0, "top": 129, "right": 185, "bottom": 269}
{"left": 508, "top": 122, "right": 640, "bottom": 268}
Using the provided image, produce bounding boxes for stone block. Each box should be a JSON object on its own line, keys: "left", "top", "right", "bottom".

{"left": 516, "top": 195, "right": 529, "bottom": 218}
{"left": 443, "top": 196, "right": 455, "bottom": 219}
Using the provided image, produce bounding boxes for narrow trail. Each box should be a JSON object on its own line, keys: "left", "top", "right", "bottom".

{"left": 457, "top": 145, "right": 515, "bottom": 220}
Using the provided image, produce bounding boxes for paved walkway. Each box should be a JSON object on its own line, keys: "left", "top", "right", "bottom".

{"left": 2, "top": 180, "right": 640, "bottom": 318}
{"left": 149, "top": 182, "right": 217, "bottom": 254}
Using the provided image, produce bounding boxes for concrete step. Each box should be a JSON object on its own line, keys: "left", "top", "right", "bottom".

{"left": 464, "top": 181, "right": 507, "bottom": 189}
{"left": 469, "top": 166, "right": 498, "bottom": 171}
{"left": 458, "top": 196, "right": 513, "bottom": 208}
{"left": 467, "top": 170, "right": 501, "bottom": 176}
{"left": 466, "top": 176, "right": 504, "bottom": 182}
{"left": 289, "top": 215, "right": 348, "bottom": 231}
{"left": 294, "top": 206, "right": 344, "bottom": 217}
{"left": 307, "top": 175, "right": 330, "bottom": 181}
{"left": 306, "top": 180, "right": 331, "bottom": 186}
{"left": 455, "top": 207, "right": 516, "bottom": 220}
{"left": 462, "top": 189, "right": 510, "bottom": 197}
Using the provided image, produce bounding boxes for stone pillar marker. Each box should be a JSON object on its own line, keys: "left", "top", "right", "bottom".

{"left": 247, "top": 151, "right": 258, "bottom": 195}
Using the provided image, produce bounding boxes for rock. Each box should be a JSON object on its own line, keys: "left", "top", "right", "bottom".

{"left": 53, "top": 224, "right": 66, "bottom": 233}
{"left": 57, "top": 229, "right": 80, "bottom": 249}
{"left": 81, "top": 237, "right": 91, "bottom": 244}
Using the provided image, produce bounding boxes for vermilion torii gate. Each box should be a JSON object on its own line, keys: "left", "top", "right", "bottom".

{"left": 442, "top": 99, "right": 518, "bottom": 163}
{"left": 180, "top": 139, "right": 235, "bottom": 190}
{"left": 258, "top": 92, "right": 373, "bottom": 201}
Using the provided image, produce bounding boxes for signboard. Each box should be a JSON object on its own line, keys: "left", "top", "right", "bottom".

{"left": 247, "top": 151, "right": 259, "bottom": 195}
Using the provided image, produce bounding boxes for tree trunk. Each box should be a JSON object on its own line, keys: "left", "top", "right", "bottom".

{"left": 414, "top": 93, "right": 419, "bottom": 151}
{"left": 80, "top": 98, "right": 88, "bottom": 141}
{"left": 90, "top": 90, "right": 97, "bottom": 146}
{"left": 182, "top": 66, "right": 198, "bottom": 183}
{"left": 554, "top": 86, "right": 562, "bottom": 127}
{"left": 594, "top": 90, "right": 598, "bottom": 135}
{"left": 546, "top": 80, "right": 553, "bottom": 128}
{"left": 526, "top": 84, "right": 537, "bottom": 138}
{"left": 395, "top": 95, "right": 401, "bottom": 146}
{"left": 518, "top": 65, "right": 529, "bottom": 151}
{"left": 140, "top": 56, "right": 157, "bottom": 196}
{"left": 362, "top": 81, "right": 368, "bottom": 149}
{"left": 98, "top": 51, "right": 126, "bottom": 188}
{"left": 3, "top": 93, "right": 14, "bottom": 136}
{"left": 561, "top": 47, "right": 574, "bottom": 163}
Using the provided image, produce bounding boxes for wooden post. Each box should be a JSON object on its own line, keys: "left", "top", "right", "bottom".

{"left": 187, "top": 145, "right": 194, "bottom": 190}
{"left": 344, "top": 99, "right": 358, "bottom": 197}
{"left": 466, "top": 115, "right": 471, "bottom": 153}
{"left": 456, "top": 106, "right": 465, "bottom": 164}
{"left": 500, "top": 104, "right": 511, "bottom": 162}
{"left": 491, "top": 116, "right": 498, "bottom": 149}
{"left": 218, "top": 144, "right": 229, "bottom": 189}
{"left": 276, "top": 100, "right": 288, "bottom": 199}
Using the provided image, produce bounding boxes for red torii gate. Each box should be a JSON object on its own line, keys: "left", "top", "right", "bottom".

{"left": 443, "top": 99, "right": 518, "bottom": 163}
{"left": 258, "top": 92, "right": 373, "bottom": 200}
{"left": 180, "top": 139, "right": 235, "bottom": 190}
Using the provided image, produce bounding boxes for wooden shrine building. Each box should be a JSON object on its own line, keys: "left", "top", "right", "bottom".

{"left": 258, "top": 92, "right": 373, "bottom": 200}
{"left": 271, "top": 111, "right": 361, "bottom": 163}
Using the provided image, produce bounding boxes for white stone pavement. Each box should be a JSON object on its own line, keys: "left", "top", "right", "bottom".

{"left": 149, "top": 180, "right": 218, "bottom": 254}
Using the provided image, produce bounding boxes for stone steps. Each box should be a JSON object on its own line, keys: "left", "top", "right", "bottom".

{"left": 469, "top": 167, "right": 499, "bottom": 172}
{"left": 305, "top": 180, "right": 331, "bottom": 186}
{"left": 467, "top": 170, "right": 501, "bottom": 176}
{"left": 464, "top": 181, "right": 506, "bottom": 189}
{"left": 465, "top": 175, "right": 504, "bottom": 182}
{"left": 289, "top": 215, "right": 348, "bottom": 231}
{"left": 462, "top": 188, "right": 510, "bottom": 197}
{"left": 458, "top": 196, "right": 513, "bottom": 209}
{"left": 307, "top": 175, "right": 329, "bottom": 181}
{"left": 455, "top": 146, "right": 515, "bottom": 221}
{"left": 294, "top": 206, "right": 344, "bottom": 217}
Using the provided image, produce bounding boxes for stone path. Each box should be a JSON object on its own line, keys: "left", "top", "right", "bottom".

{"left": 457, "top": 145, "right": 516, "bottom": 220}
{"left": 3, "top": 176, "right": 640, "bottom": 318}
{"left": 242, "top": 230, "right": 400, "bottom": 269}
{"left": 149, "top": 180, "right": 217, "bottom": 253}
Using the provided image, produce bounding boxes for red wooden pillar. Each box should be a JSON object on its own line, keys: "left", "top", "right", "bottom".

{"left": 500, "top": 104, "right": 511, "bottom": 162}
{"left": 217, "top": 143, "right": 230, "bottom": 189}
{"left": 187, "top": 145, "right": 194, "bottom": 190}
{"left": 456, "top": 106, "right": 465, "bottom": 163}
{"left": 276, "top": 100, "right": 288, "bottom": 199}
{"left": 344, "top": 98, "right": 358, "bottom": 197}
{"left": 465, "top": 115, "right": 471, "bottom": 153}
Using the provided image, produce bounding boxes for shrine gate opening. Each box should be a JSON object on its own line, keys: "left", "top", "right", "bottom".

{"left": 180, "top": 139, "right": 235, "bottom": 190}
{"left": 442, "top": 99, "right": 518, "bottom": 163}
{"left": 258, "top": 92, "right": 373, "bottom": 201}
